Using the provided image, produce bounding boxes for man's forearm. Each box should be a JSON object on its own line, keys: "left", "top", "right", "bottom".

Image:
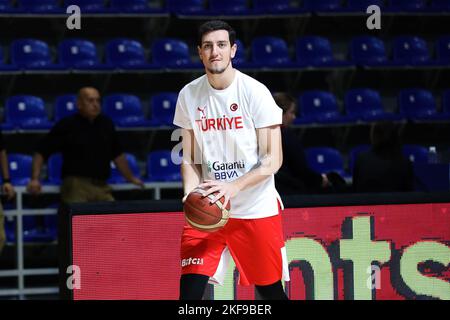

{"left": 0, "top": 150, "right": 9, "bottom": 179}
{"left": 114, "top": 154, "right": 135, "bottom": 181}
{"left": 31, "top": 153, "right": 44, "bottom": 180}
{"left": 181, "top": 163, "right": 202, "bottom": 195}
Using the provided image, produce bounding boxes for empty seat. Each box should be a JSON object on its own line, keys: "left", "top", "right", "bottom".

{"left": 166, "top": 0, "right": 206, "bottom": 14}
{"left": 387, "top": 0, "right": 427, "bottom": 12}
{"left": 59, "top": 39, "right": 109, "bottom": 70}
{"left": 109, "top": 153, "right": 141, "bottom": 184}
{"left": 303, "top": 0, "right": 342, "bottom": 12}
{"left": 392, "top": 36, "right": 432, "bottom": 66}
{"left": 46, "top": 153, "right": 62, "bottom": 185}
{"left": 345, "top": 88, "right": 403, "bottom": 122}
{"left": 251, "top": 36, "right": 295, "bottom": 67}
{"left": 17, "top": 0, "right": 62, "bottom": 13}
{"left": 5, "top": 95, "right": 53, "bottom": 130}
{"left": 5, "top": 215, "right": 56, "bottom": 242}
{"left": 103, "top": 94, "right": 151, "bottom": 127}
{"left": 346, "top": 0, "right": 385, "bottom": 11}
{"left": 296, "top": 36, "right": 351, "bottom": 67}
{"left": 402, "top": 144, "right": 429, "bottom": 163}
{"left": 151, "top": 38, "right": 198, "bottom": 68}
{"left": 436, "top": 36, "right": 450, "bottom": 64}
{"left": 299, "top": 90, "right": 357, "bottom": 124}
{"left": 208, "top": 0, "right": 250, "bottom": 15}
{"left": 146, "top": 150, "right": 181, "bottom": 182}
{"left": 305, "top": 147, "right": 347, "bottom": 177}
{"left": 8, "top": 154, "right": 32, "bottom": 186}
{"left": 149, "top": 92, "right": 178, "bottom": 126}
{"left": 11, "top": 39, "right": 63, "bottom": 70}
{"left": 110, "top": 0, "right": 164, "bottom": 13}
{"left": 253, "top": 0, "right": 302, "bottom": 13}
{"left": 63, "top": 0, "right": 107, "bottom": 13}
{"left": 0, "top": 0, "right": 14, "bottom": 12}
{"left": 350, "top": 36, "right": 390, "bottom": 66}
{"left": 54, "top": 94, "right": 78, "bottom": 121}
{"left": 105, "top": 38, "right": 152, "bottom": 69}
{"left": 398, "top": 89, "right": 445, "bottom": 121}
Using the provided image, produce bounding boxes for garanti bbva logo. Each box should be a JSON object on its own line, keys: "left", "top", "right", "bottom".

{"left": 207, "top": 160, "right": 245, "bottom": 180}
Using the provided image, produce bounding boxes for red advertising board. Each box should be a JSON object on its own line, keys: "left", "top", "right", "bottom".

{"left": 70, "top": 202, "right": 450, "bottom": 300}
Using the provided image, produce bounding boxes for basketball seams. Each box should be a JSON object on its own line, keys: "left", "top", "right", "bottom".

{"left": 184, "top": 200, "right": 224, "bottom": 222}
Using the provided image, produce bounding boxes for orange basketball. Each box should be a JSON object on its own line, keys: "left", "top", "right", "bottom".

{"left": 183, "top": 187, "right": 230, "bottom": 232}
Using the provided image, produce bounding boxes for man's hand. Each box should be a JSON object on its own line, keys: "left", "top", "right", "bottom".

{"left": 129, "top": 177, "right": 145, "bottom": 189}
{"left": 27, "top": 179, "right": 42, "bottom": 195}
{"left": 198, "top": 180, "right": 240, "bottom": 208}
{"left": 2, "top": 182, "right": 15, "bottom": 200}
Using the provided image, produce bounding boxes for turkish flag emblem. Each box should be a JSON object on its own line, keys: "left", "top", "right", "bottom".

{"left": 230, "top": 103, "right": 238, "bottom": 111}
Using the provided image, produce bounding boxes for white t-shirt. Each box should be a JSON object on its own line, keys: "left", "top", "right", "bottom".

{"left": 173, "top": 70, "right": 283, "bottom": 219}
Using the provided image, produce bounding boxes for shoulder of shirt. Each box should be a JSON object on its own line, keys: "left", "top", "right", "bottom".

{"left": 179, "top": 74, "right": 208, "bottom": 94}
{"left": 236, "top": 70, "right": 269, "bottom": 90}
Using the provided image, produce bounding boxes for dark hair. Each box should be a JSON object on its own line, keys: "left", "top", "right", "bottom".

{"left": 273, "top": 92, "right": 296, "bottom": 114}
{"left": 370, "top": 121, "right": 402, "bottom": 155}
{"left": 198, "top": 20, "right": 236, "bottom": 47}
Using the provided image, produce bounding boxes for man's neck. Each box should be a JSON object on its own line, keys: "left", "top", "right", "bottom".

{"left": 206, "top": 67, "right": 236, "bottom": 90}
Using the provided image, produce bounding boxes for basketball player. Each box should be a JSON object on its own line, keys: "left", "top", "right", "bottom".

{"left": 173, "top": 20, "right": 289, "bottom": 300}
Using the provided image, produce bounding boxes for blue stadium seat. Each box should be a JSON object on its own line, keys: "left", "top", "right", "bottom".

{"left": 402, "top": 144, "right": 429, "bottom": 163}
{"left": 208, "top": 0, "right": 251, "bottom": 15}
{"left": 346, "top": 0, "right": 385, "bottom": 11}
{"left": 303, "top": 0, "right": 342, "bottom": 12}
{"left": 296, "top": 36, "right": 351, "bottom": 67}
{"left": 166, "top": 0, "right": 207, "bottom": 15}
{"left": 0, "top": 0, "right": 15, "bottom": 13}
{"left": 11, "top": 39, "right": 63, "bottom": 70}
{"left": 59, "top": 39, "right": 110, "bottom": 70}
{"left": 398, "top": 89, "right": 446, "bottom": 121}
{"left": 106, "top": 38, "right": 153, "bottom": 69}
{"left": 46, "top": 153, "right": 62, "bottom": 185}
{"left": 63, "top": 0, "right": 107, "bottom": 13}
{"left": 305, "top": 147, "right": 347, "bottom": 177}
{"left": 431, "top": 0, "right": 450, "bottom": 10}
{"left": 110, "top": 0, "right": 165, "bottom": 13}
{"left": 5, "top": 95, "right": 53, "bottom": 130}
{"left": 17, "top": 0, "right": 63, "bottom": 13}
{"left": 345, "top": 88, "right": 403, "bottom": 122}
{"left": 108, "top": 153, "right": 141, "bottom": 184}
{"left": 8, "top": 154, "right": 32, "bottom": 186}
{"left": 436, "top": 36, "right": 450, "bottom": 64}
{"left": 151, "top": 38, "right": 200, "bottom": 68}
{"left": 149, "top": 92, "right": 177, "bottom": 126}
{"left": 393, "top": 36, "right": 433, "bottom": 66}
{"left": 299, "top": 91, "right": 357, "bottom": 124}
{"left": 146, "top": 150, "right": 181, "bottom": 182}
{"left": 348, "top": 144, "right": 371, "bottom": 174}
{"left": 103, "top": 94, "right": 151, "bottom": 127}
{"left": 251, "top": 36, "right": 296, "bottom": 68}
{"left": 350, "top": 36, "right": 390, "bottom": 66}
{"left": 5, "top": 215, "right": 56, "bottom": 242}
{"left": 253, "top": 0, "right": 303, "bottom": 14}
{"left": 387, "top": 0, "right": 427, "bottom": 12}
{"left": 54, "top": 94, "right": 78, "bottom": 121}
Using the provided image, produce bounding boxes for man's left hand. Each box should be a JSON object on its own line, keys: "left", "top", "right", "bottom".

{"left": 198, "top": 180, "right": 240, "bottom": 208}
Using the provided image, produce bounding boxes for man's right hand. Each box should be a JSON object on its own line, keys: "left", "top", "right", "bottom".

{"left": 27, "top": 179, "right": 42, "bottom": 195}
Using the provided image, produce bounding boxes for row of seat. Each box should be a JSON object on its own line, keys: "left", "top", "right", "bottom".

{"left": 1, "top": 35, "right": 449, "bottom": 71}
{"left": 0, "top": 0, "right": 449, "bottom": 14}
{"left": 1, "top": 88, "right": 449, "bottom": 131}
{"left": 5, "top": 150, "right": 181, "bottom": 187}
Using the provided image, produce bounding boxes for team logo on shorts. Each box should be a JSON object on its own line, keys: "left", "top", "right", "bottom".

{"left": 230, "top": 103, "right": 238, "bottom": 112}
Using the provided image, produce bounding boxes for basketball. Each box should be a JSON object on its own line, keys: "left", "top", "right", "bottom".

{"left": 183, "top": 187, "right": 230, "bottom": 232}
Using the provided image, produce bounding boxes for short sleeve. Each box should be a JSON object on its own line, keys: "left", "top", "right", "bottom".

{"left": 249, "top": 83, "right": 282, "bottom": 128}
{"left": 173, "top": 92, "right": 192, "bottom": 129}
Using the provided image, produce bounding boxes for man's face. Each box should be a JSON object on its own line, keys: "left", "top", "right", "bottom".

{"left": 77, "top": 88, "right": 101, "bottom": 121}
{"left": 198, "top": 29, "right": 237, "bottom": 74}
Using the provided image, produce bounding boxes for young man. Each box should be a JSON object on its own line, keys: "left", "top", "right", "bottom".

{"left": 27, "top": 87, "right": 144, "bottom": 203}
{"left": 173, "top": 20, "right": 289, "bottom": 300}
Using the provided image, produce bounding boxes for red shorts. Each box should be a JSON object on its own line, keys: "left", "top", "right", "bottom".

{"left": 180, "top": 209, "right": 289, "bottom": 286}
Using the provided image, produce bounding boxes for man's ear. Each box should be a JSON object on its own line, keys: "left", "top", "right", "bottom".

{"left": 198, "top": 46, "right": 202, "bottom": 60}
{"left": 230, "top": 43, "right": 237, "bottom": 59}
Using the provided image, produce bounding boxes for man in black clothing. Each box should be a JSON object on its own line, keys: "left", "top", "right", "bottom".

{"left": 27, "top": 87, "right": 144, "bottom": 203}
{"left": 353, "top": 122, "right": 414, "bottom": 193}
{"left": 273, "top": 92, "right": 330, "bottom": 195}
{"left": 0, "top": 130, "right": 16, "bottom": 254}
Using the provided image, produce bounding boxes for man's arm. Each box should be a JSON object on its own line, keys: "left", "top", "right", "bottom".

{"left": 113, "top": 154, "right": 144, "bottom": 188}
{"left": 201, "top": 125, "right": 283, "bottom": 206}
{"left": 0, "top": 150, "right": 15, "bottom": 200}
{"left": 27, "top": 152, "right": 45, "bottom": 195}
{"left": 181, "top": 129, "right": 202, "bottom": 200}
